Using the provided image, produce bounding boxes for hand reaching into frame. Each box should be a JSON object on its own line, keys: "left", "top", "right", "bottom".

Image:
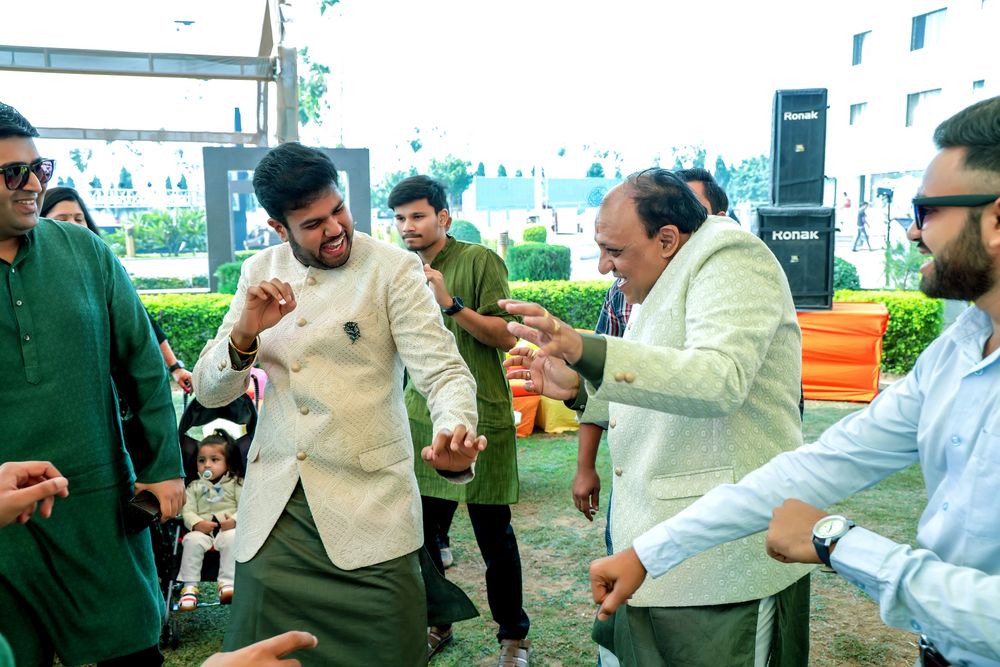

{"left": 503, "top": 346, "right": 580, "bottom": 401}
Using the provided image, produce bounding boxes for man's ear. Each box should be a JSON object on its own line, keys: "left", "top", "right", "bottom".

{"left": 984, "top": 197, "right": 1000, "bottom": 253}
{"left": 657, "top": 225, "right": 688, "bottom": 260}
{"left": 439, "top": 209, "right": 452, "bottom": 231}
{"left": 267, "top": 218, "right": 289, "bottom": 243}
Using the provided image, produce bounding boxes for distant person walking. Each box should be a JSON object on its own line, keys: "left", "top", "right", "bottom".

{"left": 852, "top": 201, "right": 872, "bottom": 251}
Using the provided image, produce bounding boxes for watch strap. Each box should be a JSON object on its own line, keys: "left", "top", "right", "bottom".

{"left": 443, "top": 296, "right": 464, "bottom": 316}
{"left": 168, "top": 361, "right": 185, "bottom": 373}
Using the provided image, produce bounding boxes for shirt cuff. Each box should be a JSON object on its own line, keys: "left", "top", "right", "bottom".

{"left": 568, "top": 333, "right": 606, "bottom": 388}
{"left": 565, "top": 383, "right": 589, "bottom": 413}
{"left": 632, "top": 523, "right": 679, "bottom": 578}
{"left": 829, "top": 526, "right": 894, "bottom": 600}
{"left": 228, "top": 341, "right": 257, "bottom": 371}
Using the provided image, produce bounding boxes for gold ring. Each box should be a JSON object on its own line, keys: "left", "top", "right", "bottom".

{"left": 552, "top": 319, "right": 561, "bottom": 333}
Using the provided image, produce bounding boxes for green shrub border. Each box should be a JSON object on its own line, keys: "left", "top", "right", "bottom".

{"left": 143, "top": 285, "right": 943, "bottom": 376}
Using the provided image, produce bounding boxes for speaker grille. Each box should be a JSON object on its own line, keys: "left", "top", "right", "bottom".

{"left": 755, "top": 206, "right": 836, "bottom": 310}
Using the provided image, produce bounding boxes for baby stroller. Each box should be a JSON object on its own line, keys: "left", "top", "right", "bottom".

{"left": 155, "top": 374, "right": 261, "bottom": 649}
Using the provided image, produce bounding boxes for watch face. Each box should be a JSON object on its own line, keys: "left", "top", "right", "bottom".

{"left": 815, "top": 516, "right": 848, "bottom": 539}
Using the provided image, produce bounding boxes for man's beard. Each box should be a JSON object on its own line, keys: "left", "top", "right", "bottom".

{"left": 920, "top": 212, "right": 996, "bottom": 300}
{"left": 287, "top": 230, "right": 350, "bottom": 270}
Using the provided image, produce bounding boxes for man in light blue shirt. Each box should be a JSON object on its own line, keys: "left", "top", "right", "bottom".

{"left": 589, "top": 95, "right": 1000, "bottom": 666}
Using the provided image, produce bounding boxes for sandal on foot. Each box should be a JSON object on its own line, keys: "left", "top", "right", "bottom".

{"left": 178, "top": 585, "right": 199, "bottom": 612}
{"left": 427, "top": 626, "right": 453, "bottom": 659}
{"left": 497, "top": 638, "right": 531, "bottom": 667}
{"left": 218, "top": 582, "right": 234, "bottom": 605}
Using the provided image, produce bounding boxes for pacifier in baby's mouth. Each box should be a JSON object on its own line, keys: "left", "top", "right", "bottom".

{"left": 202, "top": 469, "right": 214, "bottom": 479}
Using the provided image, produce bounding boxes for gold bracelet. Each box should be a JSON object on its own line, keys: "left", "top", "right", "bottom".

{"left": 229, "top": 335, "right": 259, "bottom": 357}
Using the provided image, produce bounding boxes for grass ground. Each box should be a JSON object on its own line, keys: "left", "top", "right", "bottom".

{"left": 161, "top": 399, "right": 926, "bottom": 666}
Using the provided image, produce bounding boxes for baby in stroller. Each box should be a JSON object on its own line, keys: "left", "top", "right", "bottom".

{"left": 177, "top": 429, "right": 244, "bottom": 611}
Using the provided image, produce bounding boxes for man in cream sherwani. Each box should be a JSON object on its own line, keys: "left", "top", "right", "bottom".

{"left": 193, "top": 142, "right": 484, "bottom": 666}
{"left": 503, "top": 168, "right": 811, "bottom": 667}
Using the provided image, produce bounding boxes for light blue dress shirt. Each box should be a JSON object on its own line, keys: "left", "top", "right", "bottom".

{"left": 633, "top": 305, "right": 1000, "bottom": 666}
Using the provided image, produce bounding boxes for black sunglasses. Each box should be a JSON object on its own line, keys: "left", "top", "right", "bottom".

{"left": 911, "top": 194, "right": 1000, "bottom": 229}
{"left": 1, "top": 158, "right": 55, "bottom": 191}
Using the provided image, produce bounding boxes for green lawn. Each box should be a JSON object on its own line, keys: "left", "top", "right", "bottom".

{"left": 161, "top": 399, "right": 926, "bottom": 666}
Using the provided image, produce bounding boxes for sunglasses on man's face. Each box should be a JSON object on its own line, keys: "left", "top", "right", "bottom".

{"left": 911, "top": 194, "right": 1000, "bottom": 230}
{"left": 1, "top": 158, "right": 55, "bottom": 191}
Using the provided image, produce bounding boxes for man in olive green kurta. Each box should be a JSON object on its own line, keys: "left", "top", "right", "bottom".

{"left": 0, "top": 103, "right": 184, "bottom": 666}
{"left": 391, "top": 176, "right": 531, "bottom": 662}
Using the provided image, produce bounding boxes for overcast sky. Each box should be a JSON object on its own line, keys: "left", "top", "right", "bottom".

{"left": 1, "top": 0, "right": 847, "bottom": 179}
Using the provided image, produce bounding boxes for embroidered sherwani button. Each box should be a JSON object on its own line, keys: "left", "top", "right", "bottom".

{"left": 291, "top": 361, "right": 302, "bottom": 372}
{"left": 614, "top": 372, "right": 625, "bottom": 382}
{"left": 296, "top": 317, "right": 307, "bottom": 327}
{"left": 610, "top": 418, "right": 617, "bottom": 428}
{"left": 614, "top": 467, "right": 623, "bottom": 476}
{"left": 299, "top": 405, "right": 309, "bottom": 415}
{"left": 624, "top": 372, "right": 636, "bottom": 383}
{"left": 306, "top": 276, "right": 317, "bottom": 286}
{"left": 296, "top": 451, "right": 307, "bottom": 461}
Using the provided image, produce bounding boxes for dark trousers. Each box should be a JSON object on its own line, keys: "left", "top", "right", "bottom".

{"left": 422, "top": 496, "right": 531, "bottom": 641}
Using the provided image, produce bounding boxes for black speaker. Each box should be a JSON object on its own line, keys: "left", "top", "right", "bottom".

{"left": 754, "top": 206, "right": 836, "bottom": 310}
{"left": 771, "top": 89, "right": 828, "bottom": 206}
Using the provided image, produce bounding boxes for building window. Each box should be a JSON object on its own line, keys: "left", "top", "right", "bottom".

{"left": 850, "top": 102, "right": 868, "bottom": 125}
{"left": 906, "top": 89, "right": 942, "bottom": 127}
{"left": 974, "top": 79, "right": 986, "bottom": 90}
{"left": 852, "top": 31, "right": 871, "bottom": 65}
{"left": 911, "top": 9, "right": 946, "bottom": 51}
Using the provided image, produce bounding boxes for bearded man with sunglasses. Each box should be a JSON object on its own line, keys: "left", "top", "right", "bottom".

{"left": 0, "top": 102, "right": 185, "bottom": 666}
{"left": 586, "top": 96, "right": 1000, "bottom": 666}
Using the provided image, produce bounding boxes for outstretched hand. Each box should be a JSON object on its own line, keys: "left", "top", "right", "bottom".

{"left": 0, "top": 461, "right": 69, "bottom": 527}
{"left": 589, "top": 547, "right": 648, "bottom": 621}
{"left": 500, "top": 300, "right": 583, "bottom": 364}
{"left": 503, "top": 346, "right": 580, "bottom": 401}
{"left": 422, "top": 425, "right": 487, "bottom": 473}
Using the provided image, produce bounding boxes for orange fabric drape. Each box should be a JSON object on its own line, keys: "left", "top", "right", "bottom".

{"left": 797, "top": 302, "right": 889, "bottom": 402}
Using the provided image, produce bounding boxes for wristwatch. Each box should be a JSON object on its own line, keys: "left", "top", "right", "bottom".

{"left": 812, "top": 514, "right": 855, "bottom": 568}
{"left": 443, "top": 296, "right": 465, "bottom": 316}
{"left": 168, "top": 361, "right": 185, "bottom": 373}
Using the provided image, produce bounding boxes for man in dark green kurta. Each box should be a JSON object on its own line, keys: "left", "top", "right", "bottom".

{"left": 0, "top": 103, "right": 184, "bottom": 666}
{"left": 391, "top": 176, "right": 532, "bottom": 665}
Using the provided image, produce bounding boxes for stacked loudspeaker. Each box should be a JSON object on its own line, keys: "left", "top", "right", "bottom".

{"left": 755, "top": 88, "right": 835, "bottom": 310}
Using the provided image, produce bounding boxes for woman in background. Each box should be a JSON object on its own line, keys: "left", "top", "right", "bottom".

{"left": 41, "top": 187, "right": 194, "bottom": 394}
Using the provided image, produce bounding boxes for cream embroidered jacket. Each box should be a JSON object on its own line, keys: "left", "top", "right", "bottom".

{"left": 193, "top": 233, "right": 478, "bottom": 570}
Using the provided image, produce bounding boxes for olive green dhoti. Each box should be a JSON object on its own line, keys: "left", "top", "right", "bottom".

{"left": 223, "top": 484, "right": 427, "bottom": 666}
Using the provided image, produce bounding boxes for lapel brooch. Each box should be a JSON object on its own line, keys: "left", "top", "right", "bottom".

{"left": 344, "top": 321, "right": 361, "bottom": 344}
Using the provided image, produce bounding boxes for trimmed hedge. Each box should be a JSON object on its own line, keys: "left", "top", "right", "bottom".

{"left": 833, "top": 257, "right": 861, "bottom": 290}
{"left": 510, "top": 280, "right": 611, "bottom": 330}
{"left": 131, "top": 275, "right": 209, "bottom": 290}
{"left": 144, "top": 285, "right": 942, "bottom": 378}
{"left": 522, "top": 225, "right": 547, "bottom": 244}
{"left": 140, "top": 293, "right": 233, "bottom": 367}
{"left": 506, "top": 243, "right": 571, "bottom": 281}
{"left": 835, "top": 289, "right": 943, "bottom": 374}
{"left": 450, "top": 219, "right": 482, "bottom": 244}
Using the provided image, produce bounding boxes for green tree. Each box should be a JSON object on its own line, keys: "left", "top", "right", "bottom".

{"left": 713, "top": 156, "right": 732, "bottom": 193}
{"left": 118, "top": 167, "right": 133, "bottom": 189}
{"left": 319, "top": 0, "right": 340, "bottom": 14}
{"left": 884, "top": 240, "right": 925, "bottom": 289}
{"left": 298, "top": 47, "right": 330, "bottom": 127}
{"left": 450, "top": 219, "right": 481, "bottom": 244}
{"left": 178, "top": 175, "right": 188, "bottom": 190}
{"left": 727, "top": 155, "right": 770, "bottom": 204}
{"left": 586, "top": 162, "right": 605, "bottom": 178}
{"left": 476, "top": 162, "right": 486, "bottom": 177}
{"left": 66, "top": 176, "right": 75, "bottom": 188}
{"left": 670, "top": 144, "right": 707, "bottom": 170}
{"left": 515, "top": 169, "right": 523, "bottom": 177}
{"left": 497, "top": 164, "right": 507, "bottom": 177}
{"left": 69, "top": 148, "right": 92, "bottom": 173}
{"left": 165, "top": 176, "right": 173, "bottom": 190}
{"left": 371, "top": 167, "right": 418, "bottom": 217}
{"left": 429, "top": 156, "right": 473, "bottom": 207}
{"left": 89, "top": 175, "right": 102, "bottom": 189}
